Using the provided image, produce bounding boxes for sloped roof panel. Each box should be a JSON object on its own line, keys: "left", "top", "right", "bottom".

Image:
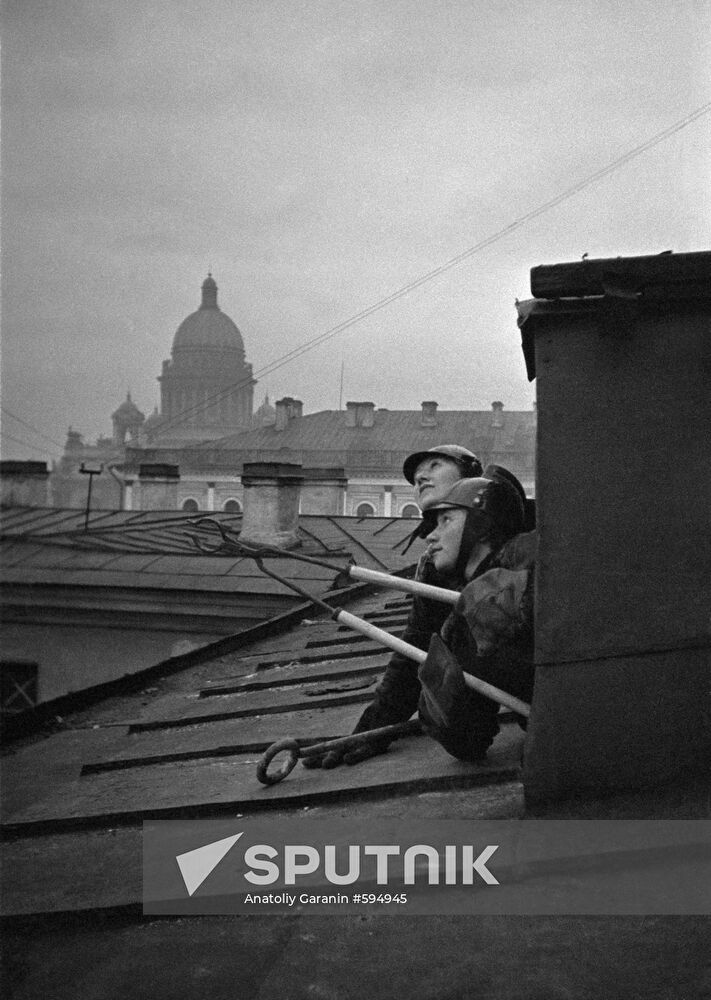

{"left": 211, "top": 408, "right": 535, "bottom": 456}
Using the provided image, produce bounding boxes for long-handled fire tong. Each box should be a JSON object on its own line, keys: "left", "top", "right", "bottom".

{"left": 187, "top": 517, "right": 461, "bottom": 605}
{"left": 255, "top": 720, "right": 423, "bottom": 785}
{"left": 186, "top": 518, "right": 531, "bottom": 785}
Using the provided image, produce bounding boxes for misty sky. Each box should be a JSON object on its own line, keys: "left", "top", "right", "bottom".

{"left": 2, "top": 0, "right": 709, "bottom": 463}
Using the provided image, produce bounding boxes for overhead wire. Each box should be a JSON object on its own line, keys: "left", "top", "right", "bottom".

{"left": 0, "top": 429, "right": 52, "bottom": 455}
{"left": 148, "top": 100, "right": 711, "bottom": 440}
{"left": 1, "top": 407, "right": 67, "bottom": 450}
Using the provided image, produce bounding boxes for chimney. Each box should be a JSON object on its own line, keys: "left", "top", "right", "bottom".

{"left": 65, "top": 428, "right": 83, "bottom": 453}
{"left": 137, "top": 464, "right": 180, "bottom": 510}
{"left": 421, "top": 401, "right": 438, "bottom": 427}
{"left": 275, "top": 397, "right": 293, "bottom": 432}
{"left": 491, "top": 401, "right": 504, "bottom": 428}
{"left": 0, "top": 461, "right": 50, "bottom": 508}
{"left": 289, "top": 398, "right": 303, "bottom": 420}
{"left": 301, "top": 467, "right": 348, "bottom": 515}
{"left": 345, "top": 401, "right": 375, "bottom": 428}
{"left": 240, "top": 461, "right": 304, "bottom": 548}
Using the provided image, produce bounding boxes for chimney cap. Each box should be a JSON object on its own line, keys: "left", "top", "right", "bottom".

{"left": 138, "top": 463, "right": 180, "bottom": 479}
{"left": 0, "top": 460, "right": 49, "bottom": 477}
{"left": 242, "top": 461, "right": 304, "bottom": 482}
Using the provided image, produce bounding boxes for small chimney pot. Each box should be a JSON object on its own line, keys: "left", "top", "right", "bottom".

{"left": 491, "top": 401, "right": 504, "bottom": 428}
{"left": 421, "top": 401, "right": 438, "bottom": 426}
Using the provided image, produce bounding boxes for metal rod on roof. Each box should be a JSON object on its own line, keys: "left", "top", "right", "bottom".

{"left": 251, "top": 554, "right": 530, "bottom": 784}
{"left": 187, "top": 517, "right": 460, "bottom": 604}
{"left": 345, "top": 566, "right": 458, "bottom": 604}
{"left": 79, "top": 462, "right": 103, "bottom": 531}
{"left": 257, "top": 720, "right": 422, "bottom": 786}
{"left": 252, "top": 556, "right": 531, "bottom": 711}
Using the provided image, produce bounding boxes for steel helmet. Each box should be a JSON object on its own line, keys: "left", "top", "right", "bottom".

{"left": 403, "top": 444, "right": 482, "bottom": 485}
{"left": 429, "top": 476, "right": 525, "bottom": 578}
{"left": 483, "top": 463, "right": 534, "bottom": 532}
{"left": 482, "top": 464, "right": 526, "bottom": 506}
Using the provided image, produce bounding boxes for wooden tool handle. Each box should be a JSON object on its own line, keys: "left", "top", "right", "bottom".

{"left": 334, "top": 609, "right": 531, "bottom": 717}
{"left": 347, "top": 566, "right": 459, "bottom": 604}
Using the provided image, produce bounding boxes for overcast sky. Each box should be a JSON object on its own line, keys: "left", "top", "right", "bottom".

{"left": 2, "top": 0, "right": 709, "bottom": 463}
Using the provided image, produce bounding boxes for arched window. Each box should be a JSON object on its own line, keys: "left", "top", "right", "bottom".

{"left": 182, "top": 498, "right": 199, "bottom": 512}
{"left": 356, "top": 502, "right": 376, "bottom": 517}
{"left": 400, "top": 503, "right": 420, "bottom": 518}
{"left": 223, "top": 499, "right": 242, "bottom": 513}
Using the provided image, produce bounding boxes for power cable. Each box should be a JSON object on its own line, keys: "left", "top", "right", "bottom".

{"left": 1, "top": 407, "right": 67, "bottom": 450}
{"left": 0, "top": 429, "right": 51, "bottom": 455}
{"left": 150, "top": 100, "right": 711, "bottom": 439}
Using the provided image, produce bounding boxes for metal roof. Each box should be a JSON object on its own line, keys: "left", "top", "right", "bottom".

{"left": 0, "top": 507, "right": 421, "bottom": 598}
{"left": 210, "top": 407, "right": 536, "bottom": 458}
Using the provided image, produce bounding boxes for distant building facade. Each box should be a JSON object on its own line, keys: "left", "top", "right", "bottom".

{"left": 0, "top": 461, "right": 51, "bottom": 507}
{"left": 151, "top": 273, "right": 255, "bottom": 444}
{"left": 49, "top": 273, "right": 536, "bottom": 513}
{"left": 50, "top": 274, "right": 257, "bottom": 508}
{"left": 122, "top": 398, "right": 536, "bottom": 515}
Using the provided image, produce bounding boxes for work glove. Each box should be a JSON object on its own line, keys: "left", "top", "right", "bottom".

{"left": 417, "top": 633, "right": 497, "bottom": 762}
{"left": 301, "top": 738, "right": 392, "bottom": 769}
{"left": 300, "top": 699, "right": 401, "bottom": 769}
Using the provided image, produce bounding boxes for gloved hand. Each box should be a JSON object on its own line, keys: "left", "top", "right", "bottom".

{"left": 417, "top": 633, "right": 497, "bottom": 762}
{"left": 301, "top": 738, "right": 392, "bottom": 769}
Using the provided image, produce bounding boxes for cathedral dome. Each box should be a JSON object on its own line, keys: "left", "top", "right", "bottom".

{"left": 112, "top": 392, "right": 145, "bottom": 424}
{"left": 172, "top": 274, "right": 245, "bottom": 353}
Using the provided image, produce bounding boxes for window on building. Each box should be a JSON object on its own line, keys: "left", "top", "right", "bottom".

{"left": 400, "top": 503, "right": 420, "bottom": 518}
{"left": 356, "top": 502, "right": 376, "bottom": 517}
{"left": 1, "top": 661, "right": 38, "bottom": 718}
{"left": 182, "top": 498, "right": 199, "bottom": 512}
{"left": 223, "top": 499, "right": 242, "bottom": 513}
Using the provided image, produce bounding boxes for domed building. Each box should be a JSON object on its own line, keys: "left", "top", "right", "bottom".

{"left": 50, "top": 274, "right": 258, "bottom": 508}
{"left": 111, "top": 392, "right": 145, "bottom": 445}
{"left": 153, "top": 274, "right": 255, "bottom": 443}
{"left": 48, "top": 272, "right": 537, "bottom": 516}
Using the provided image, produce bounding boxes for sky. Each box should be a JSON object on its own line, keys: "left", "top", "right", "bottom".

{"left": 2, "top": 0, "right": 709, "bottom": 464}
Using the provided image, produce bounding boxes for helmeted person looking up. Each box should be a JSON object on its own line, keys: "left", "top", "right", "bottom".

{"left": 405, "top": 444, "right": 483, "bottom": 519}
{"left": 304, "top": 444, "right": 484, "bottom": 770}
{"left": 417, "top": 476, "right": 536, "bottom": 762}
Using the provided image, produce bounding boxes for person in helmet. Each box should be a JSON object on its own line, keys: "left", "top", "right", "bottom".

{"left": 304, "top": 444, "right": 482, "bottom": 770}
{"left": 402, "top": 445, "right": 483, "bottom": 547}
{"left": 417, "top": 476, "right": 535, "bottom": 761}
{"left": 305, "top": 459, "right": 531, "bottom": 769}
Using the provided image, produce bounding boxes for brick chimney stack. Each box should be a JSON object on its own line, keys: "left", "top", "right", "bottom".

{"left": 421, "top": 401, "right": 438, "bottom": 427}
{"left": 0, "top": 461, "right": 50, "bottom": 507}
{"left": 275, "top": 398, "right": 292, "bottom": 432}
{"left": 240, "top": 462, "right": 304, "bottom": 548}
{"left": 491, "top": 401, "right": 504, "bottom": 428}
{"left": 137, "top": 464, "right": 180, "bottom": 510}
{"left": 345, "top": 402, "right": 375, "bottom": 428}
{"left": 274, "top": 397, "right": 304, "bottom": 431}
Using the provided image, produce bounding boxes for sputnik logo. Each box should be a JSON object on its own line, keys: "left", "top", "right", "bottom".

{"left": 176, "top": 832, "right": 244, "bottom": 896}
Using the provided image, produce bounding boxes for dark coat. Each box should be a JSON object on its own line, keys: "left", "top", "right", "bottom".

{"left": 353, "top": 532, "right": 536, "bottom": 751}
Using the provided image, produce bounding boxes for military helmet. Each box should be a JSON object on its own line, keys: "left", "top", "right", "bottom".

{"left": 402, "top": 444, "right": 482, "bottom": 485}
{"left": 430, "top": 475, "right": 525, "bottom": 555}
{"left": 482, "top": 464, "right": 526, "bottom": 506}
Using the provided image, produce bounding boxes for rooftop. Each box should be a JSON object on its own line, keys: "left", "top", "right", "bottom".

{"left": 3, "top": 573, "right": 706, "bottom": 998}
{"left": 0, "top": 506, "right": 421, "bottom": 601}
{"left": 212, "top": 405, "right": 536, "bottom": 457}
